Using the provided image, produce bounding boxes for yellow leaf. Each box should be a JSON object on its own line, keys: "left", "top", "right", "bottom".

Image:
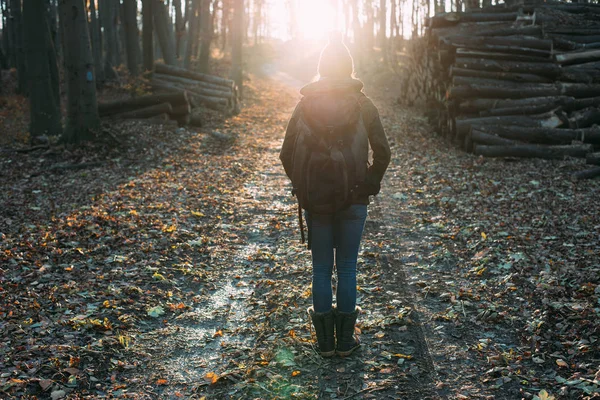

{"left": 481, "top": 232, "right": 487, "bottom": 240}
{"left": 555, "top": 359, "right": 568, "bottom": 368}
{"left": 213, "top": 330, "right": 223, "bottom": 337}
{"left": 393, "top": 353, "right": 413, "bottom": 359}
{"left": 291, "top": 370, "right": 301, "bottom": 377}
{"left": 205, "top": 372, "right": 219, "bottom": 384}
{"left": 152, "top": 272, "right": 166, "bottom": 281}
{"left": 191, "top": 211, "right": 205, "bottom": 217}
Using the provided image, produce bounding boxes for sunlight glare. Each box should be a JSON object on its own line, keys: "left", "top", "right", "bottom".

{"left": 296, "top": 0, "right": 336, "bottom": 40}
{"left": 269, "top": 0, "right": 338, "bottom": 40}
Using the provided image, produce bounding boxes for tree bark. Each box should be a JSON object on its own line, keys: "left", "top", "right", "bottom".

{"left": 571, "top": 166, "right": 600, "bottom": 181}
{"left": 169, "top": 102, "right": 191, "bottom": 117}
{"left": 221, "top": 0, "right": 229, "bottom": 49}
{"left": 142, "top": 0, "right": 154, "bottom": 71}
{"left": 10, "top": 0, "right": 27, "bottom": 94}
{"left": 183, "top": 0, "right": 199, "bottom": 68}
{"left": 472, "top": 125, "right": 600, "bottom": 145}
{"left": 155, "top": 62, "right": 235, "bottom": 88}
{"left": 568, "top": 107, "right": 600, "bottom": 129}
{"left": 429, "top": 12, "right": 518, "bottom": 29}
{"left": 153, "top": 0, "right": 177, "bottom": 65}
{"left": 586, "top": 152, "right": 600, "bottom": 165}
{"left": 110, "top": 102, "right": 173, "bottom": 119}
{"left": 378, "top": 0, "right": 386, "bottom": 60}
{"left": 450, "top": 67, "right": 553, "bottom": 84}
{"left": 454, "top": 48, "right": 551, "bottom": 63}
{"left": 454, "top": 58, "right": 560, "bottom": 78}
{"left": 456, "top": 110, "right": 565, "bottom": 138}
{"left": 231, "top": 0, "right": 243, "bottom": 97}
{"left": 89, "top": 0, "right": 104, "bottom": 85}
{"left": 98, "top": 91, "right": 189, "bottom": 116}
{"left": 173, "top": 0, "right": 184, "bottom": 58}
{"left": 470, "top": 130, "right": 518, "bottom": 146}
{"left": 474, "top": 144, "right": 593, "bottom": 159}
{"left": 556, "top": 49, "right": 600, "bottom": 66}
{"left": 23, "top": 0, "right": 62, "bottom": 137}
{"left": 449, "top": 82, "right": 600, "bottom": 100}
{"left": 59, "top": 0, "right": 101, "bottom": 143}
{"left": 153, "top": 73, "right": 233, "bottom": 97}
{"left": 99, "top": 0, "right": 118, "bottom": 79}
{"left": 123, "top": 0, "right": 140, "bottom": 75}
{"left": 198, "top": 0, "right": 212, "bottom": 73}
{"left": 151, "top": 80, "right": 229, "bottom": 110}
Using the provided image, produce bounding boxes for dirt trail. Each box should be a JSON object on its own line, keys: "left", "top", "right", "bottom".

{"left": 112, "top": 75, "right": 448, "bottom": 399}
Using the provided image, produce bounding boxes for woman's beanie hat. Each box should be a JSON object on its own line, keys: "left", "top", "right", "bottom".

{"left": 318, "top": 31, "right": 354, "bottom": 79}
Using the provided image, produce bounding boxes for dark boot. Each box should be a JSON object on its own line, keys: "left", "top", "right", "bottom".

{"left": 334, "top": 306, "right": 361, "bottom": 356}
{"left": 308, "top": 307, "right": 335, "bottom": 357}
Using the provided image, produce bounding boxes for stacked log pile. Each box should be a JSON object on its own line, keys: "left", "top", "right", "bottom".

{"left": 151, "top": 64, "right": 240, "bottom": 115}
{"left": 98, "top": 91, "right": 198, "bottom": 127}
{"left": 416, "top": 1, "right": 600, "bottom": 179}
{"left": 98, "top": 65, "right": 240, "bottom": 128}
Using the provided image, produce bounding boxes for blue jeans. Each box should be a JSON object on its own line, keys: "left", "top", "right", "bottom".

{"left": 306, "top": 204, "right": 368, "bottom": 313}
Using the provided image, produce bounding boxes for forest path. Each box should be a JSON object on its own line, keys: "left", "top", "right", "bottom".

{"left": 117, "top": 75, "right": 444, "bottom": 399}
{"left": 122, "top": 71, "right": 600, "bottom": 400}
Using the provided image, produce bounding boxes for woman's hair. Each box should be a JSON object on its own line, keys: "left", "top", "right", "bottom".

{"left": 318, "top": 31, "right": 354, "bottom": 79}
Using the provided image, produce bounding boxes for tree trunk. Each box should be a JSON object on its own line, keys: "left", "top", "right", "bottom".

{"left": 89, "top": 0, "right": 104, "bottom": 85}
{"left": 154, "top": 73, "right": 233, "bottom": 97}
{"left": 59, "top": 0, "right": 101, "bottom": 143}
{"left": 429, "top": 12, "right": 518, "bottom": 29}
{"left": 470, "top": 130, "right": 518, "bottom": 146}
{"left": 153, "top": 0, "right": 177, "bottom": 65}
{"left": 10, "top": 0, "right": 27, "bottom": 94}
{"left": 378, "top": 0, "right": 386, "bottom": 60}
{"left": 221, "top": 0, "right": 229, "bottom": 49}
{"left": 450, "top": 67, "right": 553, "bottom": 84}
{"left": 568, "top": 107, "right": 600, "bottom": 129}
{"left": 474, "top": 144, "right": 593, "bottom": 159}
{"left": 253, "top": 0, "right": 261, "bottom": 45}
{"left": 123, "top": 0, "right": 140, "bottom": 75}
{"left": 151, "top": 80, "right": 229, "bottom": 110}
{"left": 116, "top": 1, "right": 125, "bottom": 66}
{"left": 142, "top": 0, "right": 154, "bottom": 71}
{"left": 454, "top": 48, "right": 552, "bottom": 64}
{"left": 23, "top": 0, "right": 62, "bottom": 137}
{"left": 1, "top": 0, "right": 10, "bottom": 69}
{"left": 173, "top": 0, "right": 184, "bottom": 58}
{"left": 556, "top": 49, "right": 600, "bottom": 66}
{"left": 98, "top": 91, "right": 189, "bottom": 116}
{"left": 586, "top": 152, "right": 600, "bottom": 165}
{"left": 155, "top": 62, "right": 234, "bottom": 87}
{"left": 231, "top": 0, "right": 243, "bottom": 97}
{"left": 198, "top": 0, "right": 212, "bottom": 73}
{"left": 99, "top": 0, "right": 118, "bottom": 79}
{"left": 472, "top": 125, "right": 600, "bottom": 145}
{"left": 571, "top": 166, "right": 600, "bottom": 181}
{"left": 183, "top": 0, "right": 199, "bottom": 68}
{"left": 110, "top": 102, "right": 173, "bottom": 119}
{"left": 456, "top": 110, "right": 565, "bottom": 139}
{"left": 449, "top": 82, "right": 600, "bottom": 101}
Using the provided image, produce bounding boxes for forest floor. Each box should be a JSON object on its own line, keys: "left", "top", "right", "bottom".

{"left": 1, "top": 64, "right": 600, "bottom": 400}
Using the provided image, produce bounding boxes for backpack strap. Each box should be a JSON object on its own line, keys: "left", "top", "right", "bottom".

{"left": 298, "top": 199, "right": 305, "bottom": 245}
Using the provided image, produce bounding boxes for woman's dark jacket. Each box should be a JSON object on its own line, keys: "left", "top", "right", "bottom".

{"left": 279, "top": 78, "right": 391, "bottom": 205}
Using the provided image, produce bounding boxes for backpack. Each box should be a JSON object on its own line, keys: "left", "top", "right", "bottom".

{"left": 289, "top": 92, "right": 369, "bottom": 243}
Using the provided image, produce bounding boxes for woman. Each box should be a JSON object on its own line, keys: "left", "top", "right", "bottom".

{"left": 280, "top": 32, "right": 391, "bottom": 357}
